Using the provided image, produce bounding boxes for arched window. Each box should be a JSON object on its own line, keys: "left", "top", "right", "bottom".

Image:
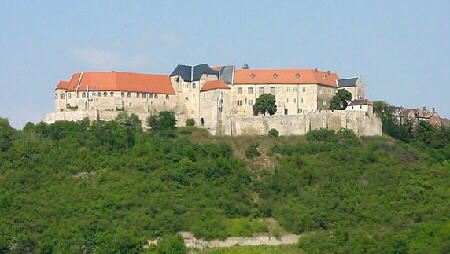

{"left": 201, "top": 118, "right": 205, "bottom": 127}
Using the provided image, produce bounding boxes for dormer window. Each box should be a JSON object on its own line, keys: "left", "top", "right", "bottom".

{"left": 250, "top": 73, "right": 256, "bottom": 79}
{"left": 273, "top": 73, "right": 278, "bottom": 79}
{"left": 295, "top": 73, "right": 301, "bottom": 79}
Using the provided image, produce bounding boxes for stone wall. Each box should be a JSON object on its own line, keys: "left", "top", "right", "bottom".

{"left": 144, "top": 232, "right": 301, "bottom": 250}
{"left": 227, "top": 110, "right": 382, "bottom": 136}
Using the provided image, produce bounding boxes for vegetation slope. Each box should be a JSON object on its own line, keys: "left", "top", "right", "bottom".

{"left": 0, "top": 113, "right": 449, "bottom": 254}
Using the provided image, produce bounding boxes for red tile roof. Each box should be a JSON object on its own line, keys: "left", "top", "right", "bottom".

{"left": 56, "top": 72, "right": 175, "bottom": 94}
{"left": 233, "top": 69, "right": 338, "bottom": 87}
{"left": 201, "top": 79, "right": 230, "bottom": 91}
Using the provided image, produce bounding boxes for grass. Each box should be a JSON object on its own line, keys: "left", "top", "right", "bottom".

{"left": 197, "top": 245, "right": 304, "bottom": 254}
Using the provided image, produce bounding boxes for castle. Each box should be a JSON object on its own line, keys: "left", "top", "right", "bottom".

{"left": 44, "top": 64, "right": 382, "bottom": 136}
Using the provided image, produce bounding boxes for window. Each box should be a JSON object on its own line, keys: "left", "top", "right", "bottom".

{"left": 68, "top": 93, "right": 71, "bottom": 99}
{"left": 149, "top": 93, "right": 153, "bottom": 98}
{"left": 259, "top": 87, "right": 264, "bottom": 94}
{"left": 287, "top": 87, "right": 290, "bottom": 93}
{"left": 137, "top": 93, "right": 140, "bottom": 98}
{"left": 286, "top": 98, "right": 289, "bottom": 103}
{"left": 323, "top": 101, "right": 327, "bottom": 106}
{"left": 98, "top": 92, "right": 101, "bottom": 97}
{"left": 127, "top": 92, "right": 131, "bottom": 97}
{"left": 193, "top": 83, "right": 196, "bottom": 89}
{"left": 82, "top": 92, "right": 86, "bottom": 98}
{"left": 55, "top": 93, "right": 57, "bottom": 99}
{"left": 166, "top": 94, "right": 169, "bottom": 99}
{"left": 61, "top": 93, "right": 65, "bottom": 99}
{"left": 270, "top": 87, "right": 275, "bottom": 94}
{"left": 293, "top": 98, "right": 297, "bottom": 103}
{"left": 295, "top": 73, "right": 301, "bottom": 79}
{"left": 250, "top": 73, "right": 256, "bottom": 79}
{"left": 238, "top": 87, "right": 242, "bottom": 94}
{"left": 248, "top": 87, "right": 253, "bottom": 94}
{"left": 301, "top": 98, "right": 304, "bottom": 103}
{"left": 121, "top": 92, "right": 124, "bottom": 97}
{"left": 273, "top": 73, "right": 278, "bottom": 79}
{"left": 302, "top": 87, "right": 306, "bottom": 92}
{"left": 154, "top": 94, "right": 158, "bottom": 98}
{"left": 298, "top": 108, "right": 302, "bottom": 113}
{"left": 237, "top": 100, "right": 243, "bottom": 106}
{"left": 103, "top": 92, "right": 107, "bottom": 96}
{"left": 142, "top": 93, "right": 146, "bottom": 98}
{"left": 248, "top": 100, "right": 253, "bottom": 105}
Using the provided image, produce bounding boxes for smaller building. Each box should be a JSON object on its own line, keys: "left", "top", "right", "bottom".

{"left": 391, "top": 106, "right": 442, "bottom": 127}
{"left": 345, "top": 99, "right": 373, "bottom": 114}
{"left": 338, "top": 76, "right": 365, "bottom": 100}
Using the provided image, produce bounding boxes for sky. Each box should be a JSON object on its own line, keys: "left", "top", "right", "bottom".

{"left": 0, "top": 0, "right": 449, "bottom": 128}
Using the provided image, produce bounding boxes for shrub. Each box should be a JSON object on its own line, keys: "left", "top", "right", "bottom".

{"left": 267, "top": 128, "right": 279, "bottom": 137}
{"left": 306, "top": 129, "right": 337, "bottom": 143}
{"left": 186, "top": 118, "right": 195, "bottom": 127}
{"left": 147, "top": 112, "right": 176, "bottom": 130}
{"left": 245, "top": 143, "right": 261, "bottom": 159}
{"left": 157, "top": 234, "right": 187, "bottom": 254}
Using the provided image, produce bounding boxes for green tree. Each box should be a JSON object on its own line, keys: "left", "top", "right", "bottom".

{"left": 253, "top": 94, "right": 277, "bottom": 116}
{"left": 245, "top": 143, "right": 261, "bottom": 159}
{"left": 242, "top": 63, "right": 249, "bottom": 69}
{"left": 157, "top": 234, "right": 187, "bottom": 254}
{"left": 0, "top": 118, "right": 15, "bottom": 152}
{"left": 330, "top": 90, "right": 352, "bottom": 110}
{"left": 147, "top": 112, "right": 176, "bottom": 130}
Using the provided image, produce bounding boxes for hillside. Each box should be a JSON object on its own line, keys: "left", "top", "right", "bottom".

{"left": 0, "top": 116, "right": 449, "bottom": 254}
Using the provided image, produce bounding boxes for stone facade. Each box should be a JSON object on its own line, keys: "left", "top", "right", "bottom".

{"left": 44, "top": 64, "right": 382, "bottom": 136}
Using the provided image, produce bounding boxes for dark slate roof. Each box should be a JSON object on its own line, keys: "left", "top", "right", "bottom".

{"left": 170, "top": 65, "right": 192, "bottom": 81}
{"left": 170, "top": 64, "right": 219, "bottom": 82}
{"left": 192, "top": 64, "right": 219, "bottom": 81}
{"left": 338, "top": 77, "right": 358, "bottom": 87}
{"left": 219, "top": 65, "right": 234, "bottom": 84}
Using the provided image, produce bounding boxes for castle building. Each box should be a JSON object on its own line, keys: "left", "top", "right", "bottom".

{"left": 45, "top": 64, "right": 381, "bottom": 136}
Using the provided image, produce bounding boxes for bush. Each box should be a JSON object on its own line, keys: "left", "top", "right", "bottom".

{"left": 147, "top": 112, "right": 176, "bottom": 130}
{"left": 185, "top": 118, "right": 195, "bottom": 127}
{"left": 245, "top": 143, "right": 261, "bottom": 159}
{"left": 305, "top": 129, "right": 337, "bottom": 143}
{"left": 267, "top": 128, "right": 279, "bottom": 137}
{"left": 157, "top": 234, "right": 186, "bottom": 254}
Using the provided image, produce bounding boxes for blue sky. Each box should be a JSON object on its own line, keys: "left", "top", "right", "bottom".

{"left": 0, "top": 0, "right": 449, "bottom": 128}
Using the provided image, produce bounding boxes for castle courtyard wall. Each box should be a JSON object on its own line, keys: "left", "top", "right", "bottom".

{"left": 227, "top": 111, "right": 381, "bottom": 136}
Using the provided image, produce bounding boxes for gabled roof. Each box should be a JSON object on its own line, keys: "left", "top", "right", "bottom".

{"left": 233, "top": 69, "right": 338, "bottom": 87}
{"left": 338, "top": 77, "right": 358, "bottom": 87}
{"left": 56, "top": 72, "right": 175, "bottom": 94}
{"left": 349, "top": 99, "right": 372, "bottom": 106}
{"left": 170, "top": 64, "right": 219, "bottom": 82}
{"left": 201, "top": 79, "right": 230, "bottom": 91}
